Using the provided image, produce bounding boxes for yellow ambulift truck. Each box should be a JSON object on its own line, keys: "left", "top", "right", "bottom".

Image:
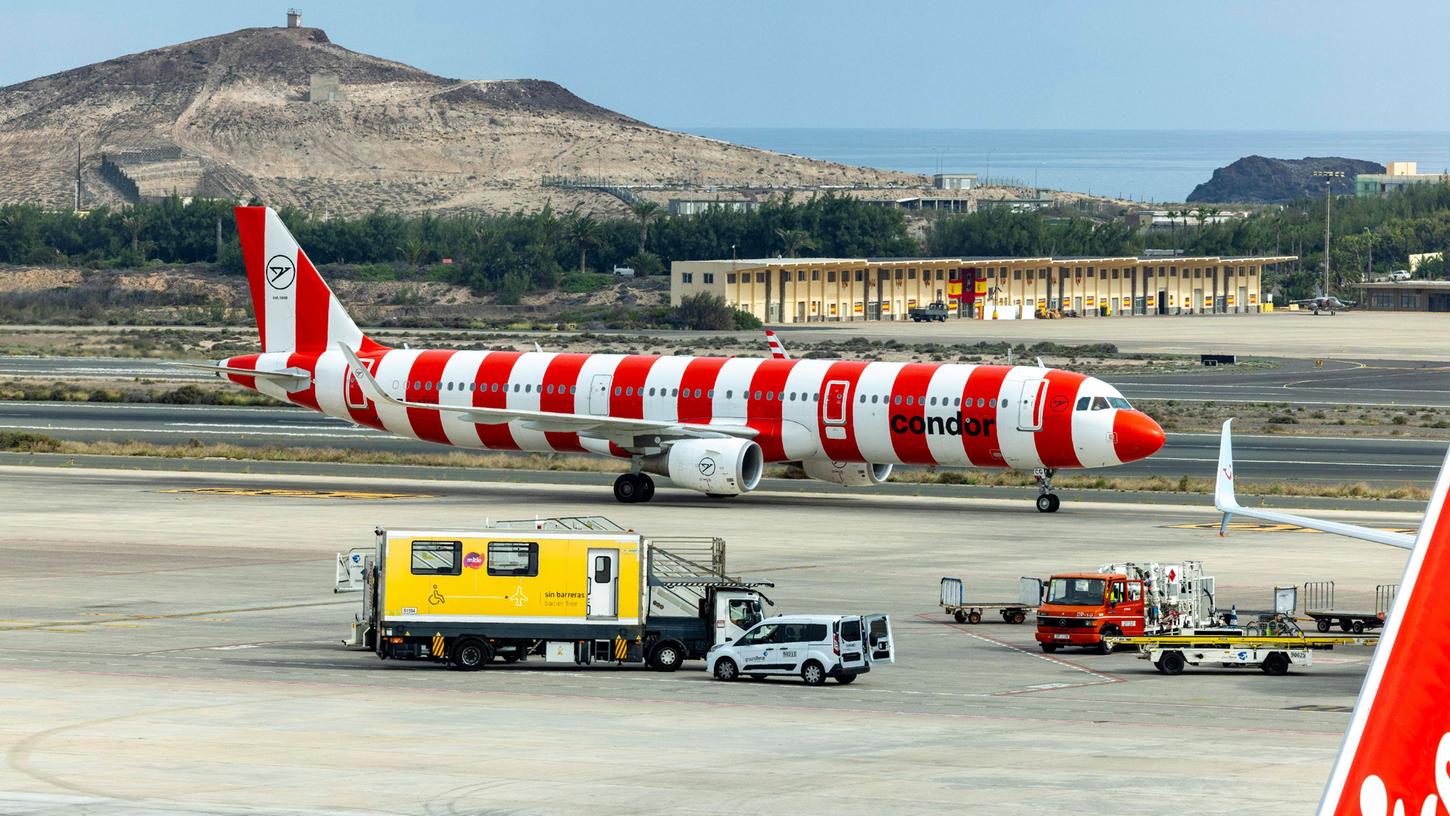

{"left": 350, "top": 518, "right": 773, "bottom": 671}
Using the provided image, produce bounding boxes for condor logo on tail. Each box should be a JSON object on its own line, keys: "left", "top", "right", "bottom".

{"left": 1317, "top": 444, "right": 1450, "bottom": 815}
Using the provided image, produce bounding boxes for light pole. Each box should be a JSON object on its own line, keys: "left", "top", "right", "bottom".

{"left": 1312, "top": 170, "right": 1344, "bottom": 295}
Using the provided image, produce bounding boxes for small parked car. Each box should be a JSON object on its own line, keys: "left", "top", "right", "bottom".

{"left": 705, "top": 613, "right": 894, "bottom": 685}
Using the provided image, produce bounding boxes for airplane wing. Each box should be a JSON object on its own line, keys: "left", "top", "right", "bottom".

{"left": 338, "top": 345, "right": 758, "bottom": 446}
{"left": 176, "top": 361, "right": 312, "bottom": 390}
{"left": 764, "top": 330, "right": 789, "bottom": 360}
{"left": 1214, "top": 418, "right": 1416, "bottom": 549}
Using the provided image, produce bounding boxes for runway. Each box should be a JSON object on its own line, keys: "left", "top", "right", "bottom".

{"left": 0, "top": 399, "right": 1441, "bottom": 487}
{"left": 0, "top": 464, "right": 1415, "bottom": 815}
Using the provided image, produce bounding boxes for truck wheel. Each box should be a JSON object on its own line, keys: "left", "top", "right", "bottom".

{"left": 1095, "top": 626, "right": 1121, "bottom": 655}
{"left": 1261, "top": 652, "right": 1290, "bottom": 676}
{"left": 450, "top": 638, "right": 491, "bottom": 671}
{"left": 1351, "top": 620, "right": 1365, "bottom": 634}
{"left": 1012, "top": 611, "right": 1027, "bottom": 624}
{"left": 953, "top": 609, "right": 967, "bottom": 623}
{"left": 1040, "top": 643, "right": 1059, "bottom": 654}
{"left": 800, "top": 660, "right": 826, "bottom": 686}
{"left": 1316, "top": 618, "right": 1331, "bottom": 633}
{"left": 1339, "top": 618, "right": 1352, "bottom": 632}
{"left": 648, "top": 641, "right": 684, "bottom": 672}
{"left": 966, "top": 611, "right": 982, "bottom": 625}
{"left": 1155, "top": 650, "right": 1186, "bottom": 675}
{"left": 712, "top": 658, "right": 738, "bottom": 682}
{"left": 835, "top": 673, "right": 858, "bottom": 685}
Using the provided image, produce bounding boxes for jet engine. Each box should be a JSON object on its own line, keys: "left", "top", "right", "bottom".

{"left": 642, "top": 438, "right": 764, "bottom": 496}
{"left": 801, "top": 460, "right": 893, "bottom": 486}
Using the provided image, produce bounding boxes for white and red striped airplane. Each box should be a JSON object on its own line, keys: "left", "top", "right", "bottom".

{"left": 200, "top": 206, "right": 1165, "bottom": 508}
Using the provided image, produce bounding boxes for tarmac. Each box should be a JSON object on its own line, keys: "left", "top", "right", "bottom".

{"left": 0, "top": 464, "right": 1417, "bottom": 815}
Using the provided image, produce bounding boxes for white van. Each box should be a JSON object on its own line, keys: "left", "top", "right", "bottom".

{"left": 705, "top": 613, "right": 894, "bottom": 685}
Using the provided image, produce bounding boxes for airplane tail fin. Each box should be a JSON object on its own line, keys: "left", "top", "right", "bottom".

{"left": 1316, "top": 445, "right": 1450, "bottom": 814}
{"left": 234, "top": 206, "right": 380, "bottom": 355}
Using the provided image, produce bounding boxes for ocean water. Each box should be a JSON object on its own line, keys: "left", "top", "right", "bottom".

{"left": 684, "top": 128, "right": 1450, "bottom": 204}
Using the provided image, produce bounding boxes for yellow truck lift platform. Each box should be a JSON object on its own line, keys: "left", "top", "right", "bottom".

{"left": 1105, "top": 630, "right": 1380, "bottom": 676}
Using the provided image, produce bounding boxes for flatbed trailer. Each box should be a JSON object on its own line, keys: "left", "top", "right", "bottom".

{"left": 940, "top": 576, "right": 1043, "bottom": 624}
{"left": 1301, "top": 580, "right": 1396, "bottom": 634}
{"left": 1107, "top": 630, "right": 1379, "bottom": 676}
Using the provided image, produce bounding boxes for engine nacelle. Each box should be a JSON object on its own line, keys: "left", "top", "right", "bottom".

{"left": 801, "top": 460, "right": 893, "bottom": 486}
{"left": 642, "top": 438, "right": 764, "bottom": 496}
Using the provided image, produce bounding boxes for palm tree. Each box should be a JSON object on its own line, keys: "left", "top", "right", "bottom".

{"left": 774, "top": 227, "right": 814, "bottom": 258}
{"left": 120, "top": 208, "right": 149, "bottom": 257}
{"left": 630, "top": 200, "right": 661, "bottom": 255}
{"left": 566, "top": 213, "right": 602, "bottom": 273}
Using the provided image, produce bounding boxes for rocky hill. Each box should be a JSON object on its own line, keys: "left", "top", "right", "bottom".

{"left": 1187, "top": 155, "right": 1383, "bottom": 204}
{"left": 0, "top": 24, "right": 921, "bottom": 215}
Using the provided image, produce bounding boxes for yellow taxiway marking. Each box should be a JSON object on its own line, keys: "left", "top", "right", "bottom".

{"left": 161, "top": 487, "right": 434, "bottom": 500}
{"left": 1165, "top": 521, "right": 1417, "bottom": 534}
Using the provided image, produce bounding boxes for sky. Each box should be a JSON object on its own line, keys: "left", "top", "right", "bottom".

{"left": 3, "top": 0, "right": 1448, "bottom": 131}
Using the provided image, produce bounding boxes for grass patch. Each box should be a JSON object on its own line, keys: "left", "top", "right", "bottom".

{"left": 0, "top": 432, "right": 1428, "bottom": 501}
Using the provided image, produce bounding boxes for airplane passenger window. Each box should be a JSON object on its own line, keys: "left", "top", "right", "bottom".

{"left": 1076, "top": 397, "right": 1090, "bottom": 410}
{"left": 693, "top": 389, "right": 701, "bottom": 398}
{"left": 613, "top": 386, "right": 621, "bottom": 396}
{"left": 788, "top": 392, "right": 796, "bottom": 401}
{"left": 513, "top": 384, "right": 520, "bottom": 393}
{"left": 894, "top": 395, "right": 902, "bottom": 405}
{"left": 445, "top": 382, "right": 453, "bottom": 391}
{"left": 976, "top": 398, "right": 984, "bottom": 407}
{"left": 412, "top": 380, "right": 421, "bottom": 390}
{"left": 569, "top": 386, "right": 577, "bottom": 394}
{"left": 753, "top": 390, "right": 762, "bottom": 400}
{"left": 424, "top": 381, "right": 432, "bottom": 391}
{"left": 725, "top": 390, "right": 733, "bottom": 399}
{"left": 766, "top": 392, "right": 774, "bottom": 401}
{"left": 954, "top": 398, "right": 961, "bottom": 406}
{"left": 545, "top": 384, "right": 553, "bottom": 394}
{"left": 708, "top": 389, "right": 715, "bottom": 398}
{"left": 989, "top": 399, "right": 996, "bottom": 408}
{"left": 625, "top": 387, "right": 633, "bottom": 396}
{"left": 905, "top": 396, "right": 913, "bottom": 406}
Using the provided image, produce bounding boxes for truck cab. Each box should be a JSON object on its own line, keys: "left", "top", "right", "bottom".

{"left": 1035, "top": 572, "right": 1145, "bottom": 654}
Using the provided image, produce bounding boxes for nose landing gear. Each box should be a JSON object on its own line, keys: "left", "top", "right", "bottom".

{"left": 1033, "top": 468, "right": 1060, "bottom": 513}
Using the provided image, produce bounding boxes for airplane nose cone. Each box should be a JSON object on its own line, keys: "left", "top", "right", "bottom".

{"left": 1113, "top": 410, "right": 1165, "bottom": 462}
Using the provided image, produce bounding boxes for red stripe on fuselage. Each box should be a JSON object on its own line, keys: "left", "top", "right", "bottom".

{"left": 224, "top": 353, "right": 260, "bottom": 391}
{"left": 678, "top": 357, "right": 729, "bottom": 423}
{"left": 283, "top": 352, "right": 320, "bottom": 411}
{"left": 746, "top": 359, "right": 796, "bottom": 461}
{"left": 343, "top": 351, "right": 386, "bottom": 431}
{"left": 294, "top": 253, "right": 330, "bottom": 353}
{"left": 235, "top": 208, "right": 267, "bottom": 350}
{"left": 609, "top": 356, "right": 658, "bottom": 419}
{"left": 816, "top": 361, "right": 870, "bottom": 462}
{"left": 887, "top": 363, "right": 939, "bottom": 466}
{"left": 403, "top": 350, "right": 455, "bottom": 445}
{"left": 540, "top": 353, "right": 591, "bottom": 453}
{"left": 473, "top": 351, "right": 522, "bottom": 450}
{"left": 1033, "top": 370, "right": 1083, "bottom": 469}
{"left": 961, "top": 365, "right": 1009, "bottom": 467}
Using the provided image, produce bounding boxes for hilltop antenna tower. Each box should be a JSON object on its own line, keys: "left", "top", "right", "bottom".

{"left": 1312, "top": 169, "right": 1344, "bottom": 295}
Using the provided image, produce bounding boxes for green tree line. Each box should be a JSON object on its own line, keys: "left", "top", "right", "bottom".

{"left": 4, "top": 183, "right": 1450, "bottom": 302}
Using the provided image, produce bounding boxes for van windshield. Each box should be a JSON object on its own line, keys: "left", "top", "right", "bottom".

{"left": 1048, "top": 577, "right": 1105, "bottom": 606}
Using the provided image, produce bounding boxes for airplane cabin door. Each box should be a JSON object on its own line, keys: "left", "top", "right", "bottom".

{"left": 588, "top": 374, "right": 612, "bottom": 415}
{"left": 822, "top": 379, "right": 850, "bottom": 439}
{"left": 586, "top": 548, "right": 618, "bottom": 619}
{"left": 1016, "top": 378, "right": 1048, "bottom": 432}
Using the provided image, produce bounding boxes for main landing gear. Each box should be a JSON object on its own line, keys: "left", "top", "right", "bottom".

{"left": 613, "top": 472, "right": 656, "bottom": 503}
{"left": 1033, "top": 468, "right": 1061, "bottom": 513}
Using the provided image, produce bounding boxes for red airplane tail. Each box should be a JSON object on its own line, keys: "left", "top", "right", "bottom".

{"left": 234, "top": 206, "right": 381, "bottom": 355}
{"left": 1318, "top": 446, "right": 1450, "bottom": 814}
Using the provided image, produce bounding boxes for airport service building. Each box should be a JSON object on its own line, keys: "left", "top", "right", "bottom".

{"left": 671, "top": 254, "right": 1297, "bottom": 323}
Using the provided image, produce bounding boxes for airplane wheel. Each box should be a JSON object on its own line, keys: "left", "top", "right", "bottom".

{"left": 613, "top": 474, "right": 643, "bottom": 503}
{"left": 1036, "top": 494, "right": 1060, "bottom": 513}
{"left": 638, "top": 474, "right": 655, "bottom": 503}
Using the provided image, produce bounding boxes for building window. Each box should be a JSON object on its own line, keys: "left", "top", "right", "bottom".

{"left": 855, "top": 270, "right": 865, "bottom": 281}
{"left": 756, "top": 272, "right": 766, "bottom": 283}
{"left": 811, "top": 270, "right": 820, "bottom": 281}
{"left": 411, "top": 540, "right": 461, "bottom": 576}
{"left": 828, "top": 271, "right": 837, "bottom": 282}
{"left": 1194, "top": 269, "right": 1202, "bottom": 278}
{"left": 1013, "top": 270, "right": 1022, "bottom": 280}
{"left": 487, "top": 542, "right": 539, "bottom": 577}
{"left": 727, "top": 273, "right": 737, "bottom": 284}
{"left": 703, "top": 273, "right": 714, "bottom": 284}
{"left": 896, "top": 269, "right": 904, "bottom": 280}
{"left": 908, "top": 269, "right": 917, "bottom": 280}
{"left": 1086, "top": 267, "right": 1094, "bottom": 278}
{"left": 1372, "top": 293, "right": 1394, "bottom": 308}
{"left": 797, "top": 270, "right": 806, "bottom": 281}
{"left": 1099, "top": 269, "right": 1108, "bottom": 280}
{"left": 1170, "top": 266, "right": 1177, "bottom": 277}
{"left": 681, "top": 272, "right": 693, "bottom": 284}
{"left": 1401, "top": 294, "right": 1420, "bottom": 308}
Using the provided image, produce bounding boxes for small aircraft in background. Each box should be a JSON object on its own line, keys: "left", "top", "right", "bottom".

{"left": 1291, "top": 290, "right": 1355, "bottom": 316}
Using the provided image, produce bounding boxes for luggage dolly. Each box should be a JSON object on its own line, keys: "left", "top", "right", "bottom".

{"left": 939, "top": 576, "right": 1042, "bottom": 625}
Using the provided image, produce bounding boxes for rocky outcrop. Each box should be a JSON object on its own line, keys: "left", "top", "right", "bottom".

{"left": 0, "top": 25, "right": 921, "bottom": 215}
{"left": 1187, "top": 156, "right": 1384, "bottom": 204}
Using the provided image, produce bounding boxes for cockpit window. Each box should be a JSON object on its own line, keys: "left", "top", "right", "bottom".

{"left": 1090, "top": 397, "right": 1110, "bottom": 410}
{"left": 1108, "top": 397, "right": 1133, "bottom": 410}
{"left": 1075, "top": 397, "right": 1090, "bottom": 411}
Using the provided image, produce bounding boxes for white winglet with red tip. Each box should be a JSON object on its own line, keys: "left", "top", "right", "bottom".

{"left": 764, "top": 330, "right": 789, "bottom": 360}
{"left": 1315, "top": 442, "right": 1450, "bottom": 814}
